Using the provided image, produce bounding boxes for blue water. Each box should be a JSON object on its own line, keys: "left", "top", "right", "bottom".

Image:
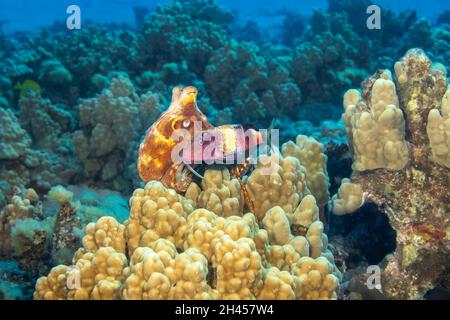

{"left": 0, "top": 0, "right": 448, "bottom": 34}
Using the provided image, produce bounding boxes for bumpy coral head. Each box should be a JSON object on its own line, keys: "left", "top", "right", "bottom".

{"left": 138, "top": 86, "right": 213, "bottom": 192}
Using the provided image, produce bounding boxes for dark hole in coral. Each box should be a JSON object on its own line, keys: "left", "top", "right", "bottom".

{"left": 328, "top": 203, "right": 397, "bottom": 267}
{"left": 424, "top": 287, "right": 450, "bottom": 300}
{"left": 325, "top": 142, "right": 353, "bottom": 195}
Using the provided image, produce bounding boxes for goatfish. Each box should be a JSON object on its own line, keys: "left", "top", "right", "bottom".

{"left": 177, "top": 120, "right": 276, "bottom": 213}
{"left": 180, "top": 124, "right": 265, "bottom": 166}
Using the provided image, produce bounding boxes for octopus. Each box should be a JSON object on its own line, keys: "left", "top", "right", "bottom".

{"left": 138, "top": 86, "right": 273, "bottom": 214}
{"left": 138, "top": 86, "right": 213, "bottom": 192}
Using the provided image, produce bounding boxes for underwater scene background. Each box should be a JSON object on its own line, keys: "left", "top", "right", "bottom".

{"left": 0, "top": 0, "right": 449, "bottom": 300}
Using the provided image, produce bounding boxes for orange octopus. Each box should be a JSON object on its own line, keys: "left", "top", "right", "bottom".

{"left": 138, "top": 86, "right": 213, "bottom": 192}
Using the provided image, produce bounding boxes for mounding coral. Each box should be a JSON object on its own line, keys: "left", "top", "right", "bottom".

{"left": 0, "top": 186, "right": 54, "bottom": 277}
{"left": 290, "top": 10, "right": 370, "bottom": 102}
{"left": 204, "top": 40, "right": 302, "bottom": 124}
{"left": 137, "top": 0, "right": 233, "bottom": 75}
{"left": 0, "top": 108, "right": 31, "bottom": 160}
{"left": 0, "top": 91, "right": 80, "bottom": 191}
{"left": 34, "top": 137, "right": 341, "bottom": 300}
{"left": 0, "top": 182, "right": 131, "bottom": 299}
{"left": 333, "top": 49, "right": 450, "bottom": 299}
{"left": 72, "top": 75, "right": 165, "bottom": 193}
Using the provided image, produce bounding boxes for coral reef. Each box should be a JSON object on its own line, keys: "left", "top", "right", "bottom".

{"left": 185, "top": 168, "right": 244, "bottom": 217}
{"left": 290, "top": 10, "right": 370, "bottom": 102}
{"left": 204, "top": 40, "right": 302, "bottom": 124}
{"left": 335, "top": 49, "right": 450, "bottom": 299}
{"left": 1, "top": 0, "right": 449, "bottom": 301}
{"left": 72, "top": 75, "right": 165, "bottom": 193}
{"left": 34, "top": 145, "right": 341, "bottom": 300}
{"left": 0, "top": 107, "right": 31, "bottom": 160}
{"left": 0, "top": 91, "right": 80, "bottom": 191}
{"left": 0, "top": 186, "right": 52, "bottom": 277}
{"left": 282, "top": 135, "right": 330, "bottom": 208}
{"left": 137, "top": 0, "right": 232, "bottom": 75}
{"left": 0, "top": 261, "right": 34, "bottom": 300}
{"left": 404, "top": 19, "right": 450, "bottom": 67}
{"left": 0, "top": 183, "right": 130, "bottom": 298}
{"left": 425, "top": 78, "right": 450, "bottom": 167}
{"left": 46, "top": 186, "right": 82, "bottom": 265}
{"left": 342, "top": 70, "right": 409, "bottom": 171}
{"left": 331, "top": 178, "right": 364, "bottom": 216}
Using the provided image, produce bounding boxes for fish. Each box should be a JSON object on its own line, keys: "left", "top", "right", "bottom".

{"left": 180, "top": 124, "right": 264, "bottom": 165}
{"left": 139, "top": 85, "right": 276, "bottom": 216}
{"left": 182, "top": 118, "right": 275, "bottom": 165}
{"left": 14, "top": 79, "right": 41, "bottom": 97}
{"left": 179, "top": 119, "right": 276, "bottom": 214}
{"left": 138, "top": 86, "right": 213, "bottom": 192}
{"left": 406, "top": 221, "right": 447, "bottom": 243}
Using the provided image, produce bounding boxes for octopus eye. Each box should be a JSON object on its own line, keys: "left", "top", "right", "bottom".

{"left": 182, "top": 119, "right": 191, "bottom": 128}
